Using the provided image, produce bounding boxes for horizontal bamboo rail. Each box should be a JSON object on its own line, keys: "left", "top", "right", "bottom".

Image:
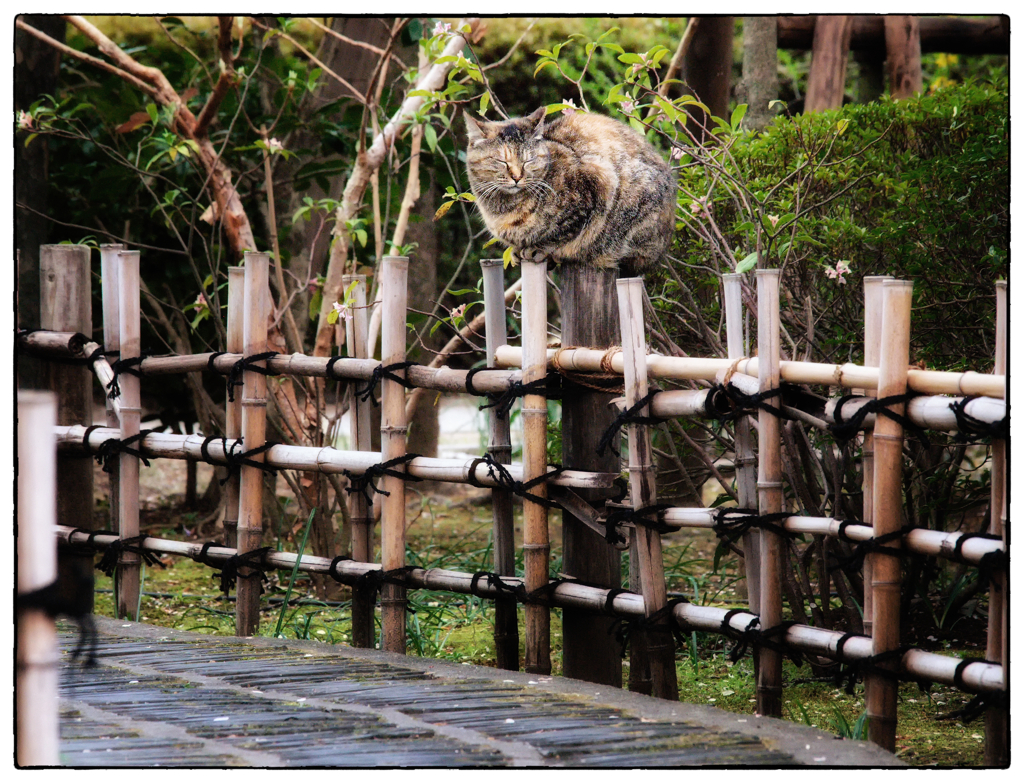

{"left": 493, "top": 346, "right": 1005, "bottom": 399}
{"left": 54, "top": 425, "right": 617, "bottom": 492}
{"left": 54, "top": 525, "right": 1005, "bottom": 695}
{"left": 825, "top": 394, "right": 1004, "bottom": 430}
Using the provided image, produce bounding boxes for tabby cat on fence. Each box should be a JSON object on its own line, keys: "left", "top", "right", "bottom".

{"left": 464, "top": 106, "right": 676, "bottom": 276}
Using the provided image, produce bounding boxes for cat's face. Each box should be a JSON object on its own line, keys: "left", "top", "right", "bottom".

{"left": 465, "top": 108, "right": 551, "bottom": 196}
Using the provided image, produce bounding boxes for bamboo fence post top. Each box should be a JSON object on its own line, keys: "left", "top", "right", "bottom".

{"left": 867, "top": 278, "right": 914, "bottom": 753}
{"left": 17, "top": 391, "right": 60, "bottom": 766}
{"left": 236, "top": 251, "right": 271, "bottom": 637}
{"left": 380, "top": 256, "right": 410, "bottom": 655}
{"left": 115, "top": 249, "right": 142, "bottom": 620}
{"left": 520, "top": 257, "right": 551, "bottom": 676}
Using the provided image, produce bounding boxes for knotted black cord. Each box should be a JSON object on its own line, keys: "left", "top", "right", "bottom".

{"left": 712, "top": 383, "right": 791, "bottom": 423}
{"left": 343, "top": 453, "right": 423, "bottom": 506}
{"left": 215, "top": 547, "right": 273, "bottom": 596}
{"left": 93, "top": 430, "right": 154, "bottom": 473}
{"left": 950, "top": 531, "right": 1007, "bottom": 591}
{"left": 477, "top": 375, "right": 560, "bottom": 420}
{"left": 711, "top": 508, "right": 796, "bottom": 553}
{"left": 596, "top": 389, "right": 663, "bottom": 457}
{"left": 354, "top": 361, "right": 417, "bottom": 405}
{"left": 221, "top": 440, "right": 279, "bottom": 481}
{"left": 720, "top": 609, "right": 761, "bottom": 663}
{"left": 328, "top": 555, "right": 353, "bottom": 582}
{"left": 106, "top": 355, "right": 145, "bottom": 399}
{"left": 827, "top": 523, "right": 917, "bottom": 573}
{"left": 937, "top": 658, "right": 1007, "bottom": 723}
{"left": 352, "top": 565, "right": 420, "bottom": 597}
{"left": 470, "top": 452, "right": 565, "bottom": 509}
{"left": 829, "top": 392, "right": 932, "bottom": 450}
{"left": 206, "top": 351, "right": 227, "bottom": 374}
{"left": 325, "top": 354, "right": 346, "bottom": 381}
{"left": 96, "top": 534, "right": 165, "bottom": 577}
{"left": 614, "top": 597, "right": 691, "bottom": 656}
{"left": 603, "top": 504, "right": 674, "bottom": 544}
{"left": 949, "top": 397, "right": 1008, "bottom": 442}
{"left": 226, "top": 351, "right": 280, "bottom": 402}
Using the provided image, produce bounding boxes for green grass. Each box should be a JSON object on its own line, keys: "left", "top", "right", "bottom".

{"left": 89, "top": 496, "right": 988, "bottom": 766}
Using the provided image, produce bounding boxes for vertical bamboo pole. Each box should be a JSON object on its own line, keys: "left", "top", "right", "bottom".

{"left": 755, "top": 269, "right": 784, "bottom": 717}
{"left": 984, "top": 279, "right": 1007, "bottom": 766}
{"left": 617, "top": 278, "right": 678, "bottom": 701}
{"left": 223, "top": 266, "right": 245, "bottom": 549}
{"left": 521, "top": 258, "right": 551, "bottom": 675}
{"left": 40, "top": 244, "right": 94, "bottom": 614}
{"left": 867, "top": 279, "right": 914, "bottom": 752}
{"left": 236, "top": 251, "right": 271, "bottom": 637}
{"left": 16, "top": 391, "right": 60, "bottom": 766}
{"left": 116, "top": 250, "right": 142, "bottom": 620}
{"left": 344, "top": 273, "right": 376, "bottom": 649}
{"left": 481, "top": 258, "right": 520, "bottom": 671}
{"left": 860, "top": 276, "right": 891, "bottom": 636}
{"left": 380, "top": 256, "right": 410, "bottom": 654}
{"left": 723, "top": 274, "right": 759, "bottom": 611}
{"left": 100, "top": 244, "right": 123, "bottom": 535}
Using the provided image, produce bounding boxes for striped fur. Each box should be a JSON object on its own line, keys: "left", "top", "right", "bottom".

{"left": 465, "top": 107, "right": 675, "bottom": 274}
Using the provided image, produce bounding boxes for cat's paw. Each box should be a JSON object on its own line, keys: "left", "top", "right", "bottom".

{"left": 515, "top": 246, "right": 552, "bottom": 263}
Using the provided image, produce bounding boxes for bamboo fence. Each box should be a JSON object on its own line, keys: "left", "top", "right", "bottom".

{"left": 21, "top": 243, "right": 1007, "bottom": 759}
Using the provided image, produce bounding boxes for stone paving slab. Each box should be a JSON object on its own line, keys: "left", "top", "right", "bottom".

{"left": 55, "top": 617, "right": 903, "bottom": 767}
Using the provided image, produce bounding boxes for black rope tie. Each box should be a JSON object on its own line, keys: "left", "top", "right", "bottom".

{"left": 713, "top": 383, "right": 791, "bottom": 423}
{"left": 711, "top": 508, "right": 795, "bottom": 553}
{"left": 720, "top": 609, "right": 761, "bottom": 663}
{"left": 471, "top": 452, "right": 565, "bottom": 509}
{"left": 106, "top": 355, "right": 145, "bottom": 399}
{"left": 206, "top": 351, "right": 227, "bottom": 374}
{"left": 222, "top": 440, "right": 279, "bottom": 482}
{"left": 226, "top": 351, "right": 280, "bottom": 402}
{"left": 215, "top": 547, "right": 273, "bottom": 596}
{"left": 470, "top": 571, "right": 526, "bottom": 602}
{"left": 474, "top": 374, "right": 560, "bottom": 420}
{"left": 603, "top": 504, "right": 674, "bottom": 544}
{"left": 614, "top": 597, "right": 691, "bottom": 656}
{"left": 353, "top": 565, "right": 420, "bottom": 596}
{"left": 950, "top": 531, "right": 1007, "bottom": 590}
{"left": 937, "top": 658, "right": 1007, "bottom": 723}
{"left": 96, "top": 534, "right": 165, "bottom": 577}
{"left": 343, "top": 454, "right": 423, "bottom": 506}
{"left": 596, "top": 389, "right": 663, "bottom": 457}
{"left": 354, "top": 361, "right": 417, "bottom": 405}
{"left": 949, "top": 397, "right": 1008, "bottom": 443}
{"left": 325, "top": 355, "right": 346, "bottom": 381}
{"left": 829, "top": 392, "right": 932, "bottom": 450}
{"left": 828, "top": 523, "right": 917, "bottom": 573}
{"left": 17, "top": 330, "right": 108, "bottom": 368}
{"left": 93, "top": 430, "right": 154, "bottom": 473}
{"left": 327, "top": 555, "right": 353, "bottom": 582}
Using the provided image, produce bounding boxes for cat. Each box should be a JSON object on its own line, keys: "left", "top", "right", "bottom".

{"left": 464, "top": 106, "right": 676, "bottom": 275}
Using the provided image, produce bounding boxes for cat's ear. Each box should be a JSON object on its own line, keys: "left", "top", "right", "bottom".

{"left": 464, "top": 113, "right": 487, "bottom": 144}
{"left": 527, "top": 106, "right": 547, "bottom": 138}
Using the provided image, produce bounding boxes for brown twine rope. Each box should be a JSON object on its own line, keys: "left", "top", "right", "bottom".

{"left": 551, "top": 344, "right": 625, "bottom": 394}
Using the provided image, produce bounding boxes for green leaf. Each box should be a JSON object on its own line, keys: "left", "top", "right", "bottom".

{"left": 447, "top": 288, "right": 478, "bottom": 296}
{"left": 837, "top": 118, "right": 850, "bottom": 135}
{"left": 308, "top": 289, "right": 323, "bottom": 321}
{"left": 479, "top": 91, "right": 491, "bottom": 116}
{"left": 433, "top": 200, "right": 455, "bottom": 221}
{"left": 534, "top": 59, "right": 556, "bottom": 78}
{"left": 502, "top": 246, "right": 516, "bottom": 268}
{"left": 326, "top": 308, "right": 339, "bottom": 325}
{"left": 423, "top": 122, "right": 437, "bottom": 153}
{"left": 482, "top": 236, "right": 501, "bottom": 248}
{"left": 146, "top": 103, "right": 159, "bottom": 123}
{"left": 731, "top": 103, "right": 748, "bottom": 130}
{"left": 736, "top": 252, "right": 759, "bottom": 273}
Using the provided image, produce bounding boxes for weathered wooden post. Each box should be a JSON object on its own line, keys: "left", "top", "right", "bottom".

{"left": 343, "top": 273, "right": 375, "bottom": 649}
{"left": 521, "top": 257, "right": 551, "bottom": 675}
{"left": 755, "top": 268, "right": 784, "bottom": 717}
{"left": 617, "top": 277, "right": 678, "bottom": 701}
{"left": 559, "top": 265, "right": 622, "bottom": 687}
{"left": 723, "top": 274, "right": 758, "bottom": 610}
{"left": 867, "top": 279, "right": 913, "bottom": 752}
{"left": 860, "top": 276, "right": 892, "bottom": 635}
{"left": 236, "top": 251, "right": 271, "bottom": 636}
{"left": 115, "top": 249, "right": 142, "bottom": 620}
{"left": 223, "top": 266, "right": 245, "bottom": 549}
{"left": 380, "top": 256, "right": 410, "bottom": 654}
{"left": 985, "top": 279, "right": 1007, "bottom": 766}
{"left": 481, "top": 258, "right": 520, "bottom": 671}
{"left": 39, "top": 244, "right": 94, "bottom": 612}
{"left": 17, "top": 391, "right": 60, "bottom": 766}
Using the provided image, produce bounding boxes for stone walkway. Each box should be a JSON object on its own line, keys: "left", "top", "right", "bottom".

{"left": 56, "top": 617, "right": 902, "bottom": 767}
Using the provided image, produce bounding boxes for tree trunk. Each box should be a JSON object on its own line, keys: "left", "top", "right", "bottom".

{"left": 884, "top": 16, "right": 923, "bottom": 99}
{"left": 805, "top": 16, "right": 853, "bottom": 113}
{"left": 683, "top": 17, "right": 734, "bottom": 141}
{"left": 739, "top": 17, "right": 778, "bottom": 132}
{"left": 777, "top": 15, "right": 1008, "bottom": 55}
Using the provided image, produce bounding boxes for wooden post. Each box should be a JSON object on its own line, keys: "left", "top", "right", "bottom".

{"left": 521, "top": 258, "right": 551, "bottom": 675}
{"left": 884, "top": 16, "right": 923, "bottom": 99}
{"left": 100, "top": 244, "right": 123, "bottom": 537}
{"left": 380, "top": 256, "right": 410, "bottom": 654}
{"left": 723, "top": 274, "right": 759, "bottom": 611}
{"left": 867, "top": 279, "right": 913, "bottom": 752}
{"left": 17, "top": 391, "right": 60, "bottom": 766}
{"left": 860, "top": 276, "right": 891, "bottom": 635}
{"left": 559, "top": 265, "right": 622, "bottom": 687}
{"left": 740, "top": 17, "right": 779, "bottom": 132}
{"left": 223, "top": 266, "right": 245, "bottom": 549}
{"left": 115, "top": 249, "right": 142, "bottom": 620}
{"left": 805, "top": 16, "right": 854, "bottom": 112}
{"left": 39, "top": 244, "right": 94, "bottom": 614}
{"left": 984, "top": 279, "right": 1007, "bottom": 766}
{"left": 236, "top": 251, "right": 271, "bottom": 636}
{"left": 755, "top": 269, "right": 784, "bottom": 717}
{"left": 481, "top": 258, "right": 520, "bottom": 671}
{"left": 344, "top": 273, "right": 375, "bottom": 649}
{"left": 617, "top": 278, "right": 678, "bottom": 701}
